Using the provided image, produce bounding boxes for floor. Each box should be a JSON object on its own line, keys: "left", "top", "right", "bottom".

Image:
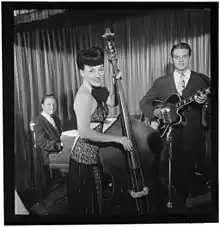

{"left": 26, "top": 175, "right": 215, "bottom": 223}
{"left": 18, "top": 152, "right": 216, "bottom": 223}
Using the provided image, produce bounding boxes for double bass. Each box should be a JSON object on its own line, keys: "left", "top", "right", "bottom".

{"left": 99, "top": 28, "right": 163, "bottom": 216}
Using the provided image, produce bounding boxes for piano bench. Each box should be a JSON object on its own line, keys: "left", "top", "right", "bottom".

{"left": 48, "top": 150, "right": 70, "bottom": 176}
{"left": 49, "top": 164, "right": 69, "bottom": 174}
{"left": 48, "top": 156, "right": 69, "bottom": 185}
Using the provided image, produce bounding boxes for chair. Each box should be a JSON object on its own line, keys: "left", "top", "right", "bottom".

{"left": 29, "top": 121, "right": 68, "bottom": 214}
{"left": 30, "top": 121, "right": 49, "bottom": 200}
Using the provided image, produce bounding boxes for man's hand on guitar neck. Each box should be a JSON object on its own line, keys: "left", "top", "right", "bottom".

{"left": 194, "top": 91, "right": 208, "bottom": 104}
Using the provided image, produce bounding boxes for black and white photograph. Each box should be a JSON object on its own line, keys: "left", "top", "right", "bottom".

{"left": 2, "top": 1, "right": 218, "bottom": 225}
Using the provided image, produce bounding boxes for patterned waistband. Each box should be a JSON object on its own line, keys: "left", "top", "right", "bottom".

{"left": 70, "top": 137, "right": 99, "bottom": 165}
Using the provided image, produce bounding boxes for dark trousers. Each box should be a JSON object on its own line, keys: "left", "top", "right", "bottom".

{"left": 171, "top": 129, "right": 207, "bottom": 187}
{"left": 172, "top": 149, "right": 194, "bottom": 186}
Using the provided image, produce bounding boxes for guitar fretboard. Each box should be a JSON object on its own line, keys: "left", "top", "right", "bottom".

{"left": 176, "top": 96, "right": 194, "bottom": 108}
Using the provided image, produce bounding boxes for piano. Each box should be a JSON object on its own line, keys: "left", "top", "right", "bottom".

{"left": 48, "top": 116, "right": 118, "bottom": 172}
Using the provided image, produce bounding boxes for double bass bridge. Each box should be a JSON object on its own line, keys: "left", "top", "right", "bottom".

{"left": 128, "top": 186, "right": 149, "bottom": 198}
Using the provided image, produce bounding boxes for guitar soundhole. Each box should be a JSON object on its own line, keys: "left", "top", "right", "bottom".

{"left": 102, "top": 172, "right": 114, "bottom": 200}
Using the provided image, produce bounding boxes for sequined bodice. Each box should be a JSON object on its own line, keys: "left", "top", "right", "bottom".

{"left": 70, "top": 102, "right": 109, "bottom": 164}
{"left": 91, "top": 102, "right": 109, "bottom": 123}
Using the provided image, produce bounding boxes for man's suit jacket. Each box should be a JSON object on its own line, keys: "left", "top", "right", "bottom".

{"left": 139, "top": 70, "right": 210, "bottom": 152}
{"left": 35, "top": 114, "right": 62, "bottom": 165}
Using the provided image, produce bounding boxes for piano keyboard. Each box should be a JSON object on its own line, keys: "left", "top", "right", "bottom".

{"left": 61, "top": 116, "right": 118, "bottom": 137}
{"left": 103, "top": 117, "right": 118, "bottom": 132}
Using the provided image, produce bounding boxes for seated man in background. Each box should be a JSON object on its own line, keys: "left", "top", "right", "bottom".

{"left": 33, "top": 94, "right": 65, "bottom": 214}
{"left": 35, "top": 94, "right": 63, "bottom": 166}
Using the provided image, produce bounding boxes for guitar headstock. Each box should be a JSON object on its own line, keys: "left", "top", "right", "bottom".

{"left": 205, "top": 87, "right": 211, "bottom": 95}
{"left": 102, "top": 28, "right": 118, "bottom": 64}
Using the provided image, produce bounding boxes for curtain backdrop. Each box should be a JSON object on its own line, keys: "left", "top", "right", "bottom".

{"left": 14, "top": 10, "right": 210, "bottom": 192}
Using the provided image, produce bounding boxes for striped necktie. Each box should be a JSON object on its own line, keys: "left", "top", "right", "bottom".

{"left": 178, "top": 73, "right": 185, "bottom": 94}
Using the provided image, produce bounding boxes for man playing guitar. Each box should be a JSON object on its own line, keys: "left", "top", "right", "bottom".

{"left": 139, "top": 42, "right": 210, "bottom": 201}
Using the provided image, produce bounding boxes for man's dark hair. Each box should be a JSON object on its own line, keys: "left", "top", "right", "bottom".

{"left": 41, "top": 94, "right": 57, "bottom": 104}
{"left": 171, "top": 42, "right": 192, "bottom": 57}
{"left": 76, "top": 46, "right": 104, "bottom": 70}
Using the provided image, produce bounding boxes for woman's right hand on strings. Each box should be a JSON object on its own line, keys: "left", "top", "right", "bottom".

{"left": 115, "top": 136, "right": 133, "bottom": 151}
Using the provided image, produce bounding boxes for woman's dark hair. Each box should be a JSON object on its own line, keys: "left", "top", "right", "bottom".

{"left": 41, "top": 94, "right": 57, "bottom": 104}
{"left": 76, "top": 46, "right": 104, "bottom": 70}
{"left": 171, "top": 42, "right": 192, "bottom": 57}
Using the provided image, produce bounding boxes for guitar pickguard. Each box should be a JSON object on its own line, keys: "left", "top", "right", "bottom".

{"left": 154, "top": 93, "right": 183, "bottom": 125}
{"left": 153, "top": 94, "right": 188, "bottom": 137}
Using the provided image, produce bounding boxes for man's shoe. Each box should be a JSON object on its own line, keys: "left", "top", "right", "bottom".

{"left": 30, "top": 201, "right": 49, "bottom": 215}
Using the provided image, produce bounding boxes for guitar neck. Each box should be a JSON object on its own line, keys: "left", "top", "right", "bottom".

{"left": 176, "top": 96, "right": 195, "bottom": 109}
{"left": 176, "top": 87, "right": 210, "bottom": 109}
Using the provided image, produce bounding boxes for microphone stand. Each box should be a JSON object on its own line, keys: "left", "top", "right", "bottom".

{"left": 166, "top": 125, "right": 173, "bottom": 209}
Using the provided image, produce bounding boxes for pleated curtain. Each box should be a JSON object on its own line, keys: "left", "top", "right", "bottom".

{"left": 14, "top": 10, "right": 210, "bottom": 191}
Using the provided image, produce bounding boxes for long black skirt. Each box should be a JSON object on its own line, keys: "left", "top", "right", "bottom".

{"left": 68, "top": 158, "right": 103, "bottom": 217}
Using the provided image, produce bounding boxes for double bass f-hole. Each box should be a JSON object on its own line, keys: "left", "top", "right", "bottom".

{"left": 102, "top": 28, "right": 149, "bottom": 215}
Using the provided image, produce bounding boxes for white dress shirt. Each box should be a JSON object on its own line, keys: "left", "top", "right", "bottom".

{"left": 41, "top": 111, "right": 57, "bottom": 129}
{"left": 174, "top": 69, "right": 191, "bottom": 95}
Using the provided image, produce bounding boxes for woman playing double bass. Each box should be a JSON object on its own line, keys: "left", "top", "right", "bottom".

{"left": 68, "top": 46, "right": 132, "bottom": 217}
